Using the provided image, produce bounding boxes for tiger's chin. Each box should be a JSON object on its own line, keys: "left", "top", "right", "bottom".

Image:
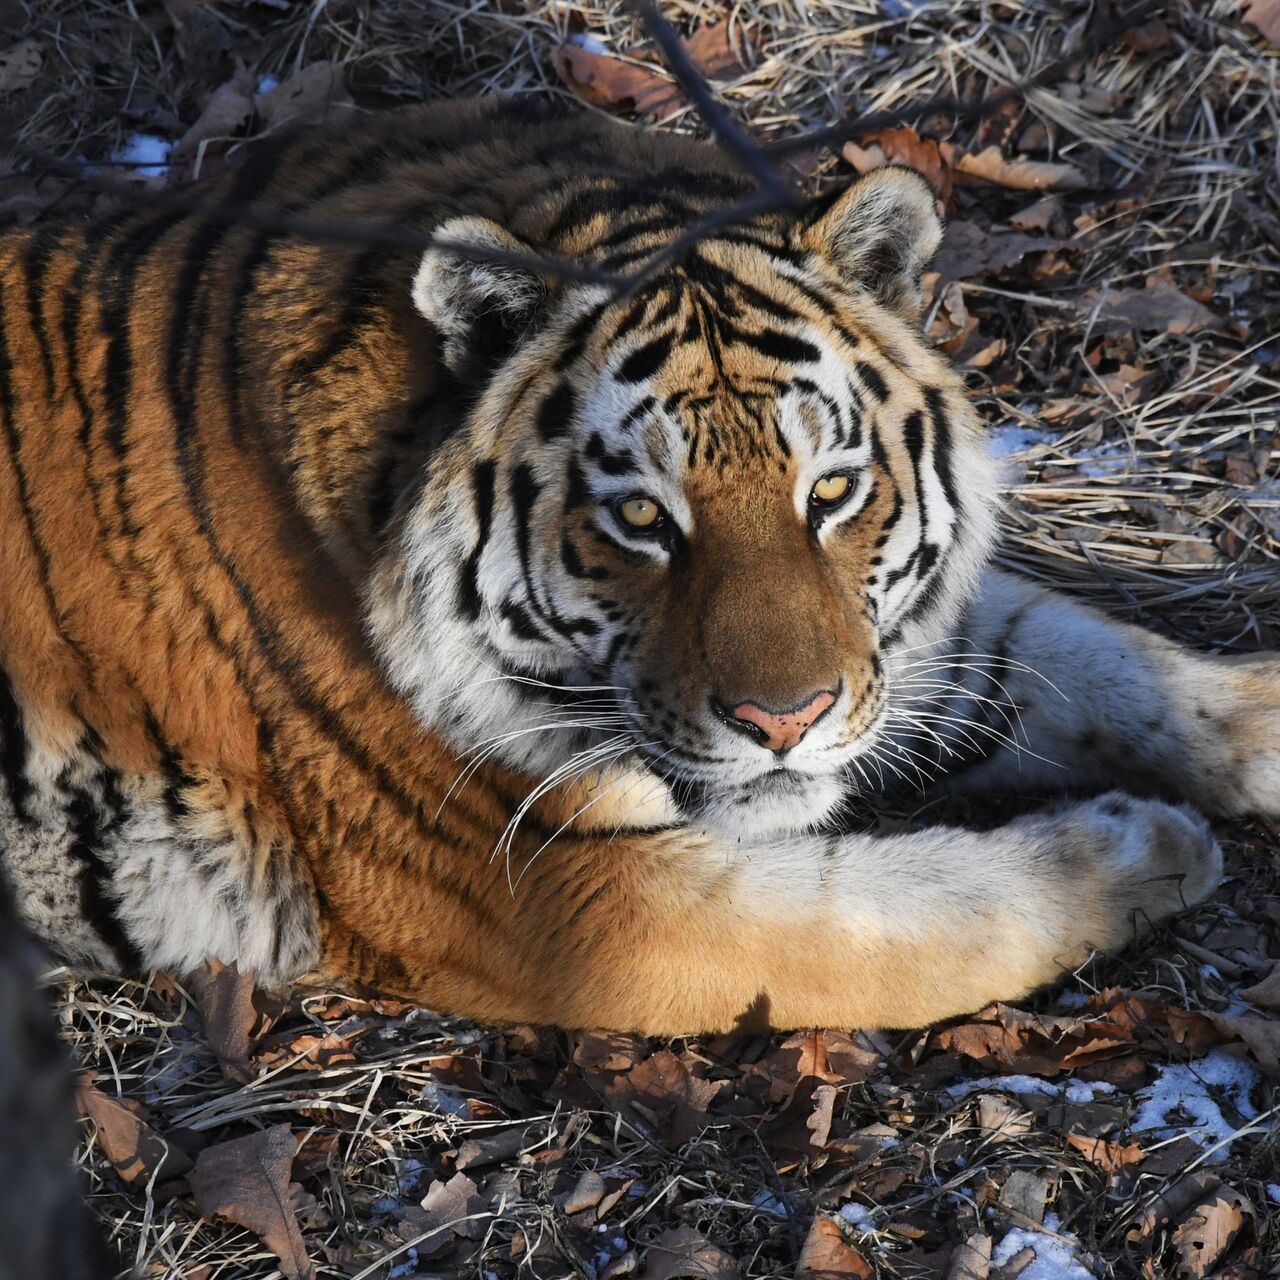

{"left": 675, "top": 770, "right": 847, "bottom": 840}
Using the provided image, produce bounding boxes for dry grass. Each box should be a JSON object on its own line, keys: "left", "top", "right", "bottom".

{"left": 4, "top": 0, "right": 1278, "bottom": 1276}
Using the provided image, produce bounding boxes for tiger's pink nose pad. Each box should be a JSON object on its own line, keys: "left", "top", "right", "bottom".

{"left": 728, "top": 690, "right": 837, "bottom": 753}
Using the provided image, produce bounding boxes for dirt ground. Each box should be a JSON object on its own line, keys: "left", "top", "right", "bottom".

{"left": 3, "top": 0, "right": 1278, "bottom": 1277}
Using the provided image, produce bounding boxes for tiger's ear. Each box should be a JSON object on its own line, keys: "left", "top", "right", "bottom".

{"left": 804, "top": 168, "right": 943, "bottom": 325}
{"left": 411, "top": 216, "right": 548, "bottom": 377}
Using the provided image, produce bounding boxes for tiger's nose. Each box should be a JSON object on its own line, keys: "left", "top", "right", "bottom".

{"left": 720, "top": 689, "right": 838, "bottom": 754}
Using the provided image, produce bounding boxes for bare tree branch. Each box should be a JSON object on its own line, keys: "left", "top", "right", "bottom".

{"left": 7, "top": 0, "right": 1166, "bottom": 300}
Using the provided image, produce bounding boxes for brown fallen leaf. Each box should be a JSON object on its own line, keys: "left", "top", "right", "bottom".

{"left": 1075, "top": 279, "right": 1220, "bottom": 336}
{"left": 933, "top": 221, "right": 1066, "bottom": 281}
{"left": 555, "top": 23, "right": 751, "bottom": 119}
{"left": 0, "top": 38, "right": 42, "bottom": 95}
{"left": 998, "top": 1171, "right": 1050, "bottom": 1224}
{"left": 172, "top": 66, "right": 254, "bottom": 178}
{"left": 418, "top": 1172, "right": 489, "bottom": 1247}
{"left": 1065, "top": 1132, "right": 1143, "bottom": 1175}
{"left": 256, "top": 1030, "right": 359, "bottom": 1073}
{"left": 76, "top": 1078, "right": 192, "bottom": 1185}
{"left": 573, "top": 1030, "right": 647, "bottom": 1073}
{"left": 1172, "top": 1186, "right": 1254, "bottom": 1278}
{"left": 190, "top": 1125, "right": 315, "bottom": 1280}
{"left": 1244, "top": 0, "right": 1280, "bottom": 48}
{"left": 842, "top": 128, "right": 953, "bottom": 199}
{"left": 1129, "top": 1171, "right": 1220, "bottom": 1240}
{"left": 977, "top": 1094, "right": 1034, "bottom": 1142}
{"left": 955, "top": 147, "right": 1087, "bottom": 191}
{"left": 643, "top": 1224, "right": 739, "bottom": 1280}
{"left": 604, "top": 1049, "right": 724, "bottom": 1147}
{"left": 1202, "top": 1011, "right": 1280, "bottom": 1073}
{"left": 751, "top": 1029, "right": 879, "bottom": 1105}
{"left": 255, "top": 61, "right": 353, "bottom": 131}
{"left": 796, "top": 1215, "right": 873, "bottom": 1279}
{"left": 1239, "top": 962, "right": 1280, "bottom": 1011}
{"left": 186, "top": 959, "right": 284, "bottom": 1082}
{"left": 946, "top": 1233, "right": 991, "bottom": 1280}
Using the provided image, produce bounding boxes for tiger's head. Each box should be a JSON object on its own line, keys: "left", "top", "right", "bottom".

{"left": 368, "top": 167, "right": 999, "bottom": 836}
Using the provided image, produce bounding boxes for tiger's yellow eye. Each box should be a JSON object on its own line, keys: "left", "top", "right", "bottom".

{"left": 811, "top": 473, "right": 852, "bottom": 505}
{"left": 619, "top": 496, "right": 662, "bottom": 529}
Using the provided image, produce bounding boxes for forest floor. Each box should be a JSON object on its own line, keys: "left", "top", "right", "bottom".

{"left": 4, "top": 0, "right": 1279, "bottom": 1276}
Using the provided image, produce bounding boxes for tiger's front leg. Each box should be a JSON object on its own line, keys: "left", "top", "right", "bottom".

{"left": 891, "top": 568, "right": 1280, "bottom": 817}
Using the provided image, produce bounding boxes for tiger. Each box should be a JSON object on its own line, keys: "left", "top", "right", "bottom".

{"left": 1, "top": 97, "right": 1277, "bottom": 1037}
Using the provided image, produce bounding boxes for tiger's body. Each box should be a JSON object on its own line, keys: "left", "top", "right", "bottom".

{"left": 1, "top": 99, "right": 1277, "bottom": 1034}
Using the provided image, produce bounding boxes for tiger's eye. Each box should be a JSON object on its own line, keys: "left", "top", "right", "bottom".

{"left": 811, "top": 473, "right": 852, "bottom": 505}
{"left": 619, "top": 496, "right": 661, "bottom": 529}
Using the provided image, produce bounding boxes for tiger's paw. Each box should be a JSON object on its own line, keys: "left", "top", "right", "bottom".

{"left": 1215, "top": 653, "right": 1280, "bottom": 819}
{"left": 1081, "top": 792, "right": 1222, "bottom": 927}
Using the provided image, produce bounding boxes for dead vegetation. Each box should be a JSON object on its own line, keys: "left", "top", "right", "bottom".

{"left": 3, "top": 0, "right": 1278, "bottom": 1276}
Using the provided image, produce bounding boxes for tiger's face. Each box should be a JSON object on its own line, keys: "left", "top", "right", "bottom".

{"left": 371, "top": 169, "right": 999, "bottom": 836}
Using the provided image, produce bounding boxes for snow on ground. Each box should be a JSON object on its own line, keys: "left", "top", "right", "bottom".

{"left": 111, "top": 133, "right": 171, "bottom": 178}
{"left": 991, "top": 1214, "right": 1093, "bottom": 1280}
{"left": 1130, "top": 1049, "right": 1261, "bottom": 1162}
{"left": 943, "top": 1074, "right": 1116, "bottom": 1103}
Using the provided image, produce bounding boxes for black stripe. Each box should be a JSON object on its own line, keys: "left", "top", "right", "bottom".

{"left": 458, "top": 460, "right": 496, "bottom": 620}
{"left": 0, "top": 667, "right": 33, "bottom": 824}
{"left": 618, "top": 332, "right": 673, "bottom": 383}
{"left": 537, "top": 380, "right": 576, "bottom": 442}
{"left": 855, "top": 361, "right": 888, "bottom": 402}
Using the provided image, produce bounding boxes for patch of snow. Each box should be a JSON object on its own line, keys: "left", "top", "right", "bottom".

{"left": 387, "top": 1248, "right": 418, "bottom": 1278}
{"left": 1199, "top": 963, "right": 1223, "bottom": 982}
{"left": 751, "top": 1189, "right": 788, "bottom": 1217}
{"left": 567, "top": 32, "right": 611, "bottom": 53}
{"left": 1054, "top": 989, "right": 1092, "bottom": 1010}
{"left": 838, "top": 1203, "right": 877, "bottom": 1232}
{"left": 988, "top": 425, "right": 1051, "bottom": 458}
{"left": 1267, "top": 1184, "right": 1280, "bottom": 1205}
{"left": 1130, "top": 1049, "right": 1260, "bottom": 1162}
{"left": 944, "top": 1074, "right": 1115, "bottom": 1102}
{"left": 991, "top": 1213, "right": 1093, "bottom": 1280}
{"left": 420, "top": 1080, "right": 471, "bottom": 1118}
{"left": 397, "top": 1156, "right": 425, "bottom": 1195}
{"left": 256, "top": 73, "right": 279, "bottom": 94}
{"left": 112, "top": 132, "right": 170, "bottom": 178}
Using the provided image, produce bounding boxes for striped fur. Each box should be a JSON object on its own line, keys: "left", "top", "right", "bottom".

{"left": 1, "top": 100, "right": 1276, "bottom": 1034}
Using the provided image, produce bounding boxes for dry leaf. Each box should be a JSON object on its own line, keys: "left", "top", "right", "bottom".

{"left": 1172, "top": 1186, "right": 1254, "bottom": 1278}
{"left": 172, "top": 66, "right": 254, "bottom": 175}
{"left": 455, "top": 1125, "right": 530, "bottom": 1170}
{"left": 604, "top": 1050, "right": 723, "bottom": 1147}
{"left": 977, "top": 1094, "right": 1034, "bottom": 1141}
{"left": 0, "top": 38, "right": 42, "bottom": 95}
{"left": 186, "top": 959, "right": 283, "bottom": 1082}
{"left": 643, "top": 1224, "right": 739, "bottom": 1280}
{"left": 561, "top": 1169, "right": 606, "bottom": 1215}
{"left": 555, "top": 24, "right": 750, "bottom": 119}
{"left": 1239, "top": 962, "right": 1280, "bottom": 1011}
{"left": 946, "top": 1233, "right": 991, "bottom": 1280}
{"left": 955, "top": 147, "right": 1087, "bottom": 191}
{"left": 796, "top": 1215, "right": 873, "bottom": 1279}
{"left": 256, "top": 1031, "right": 358, "bottom": 1073}
{"left": 418, "top": 1171, "right": 488, "bottom": 1244}
{"left": 1065, "top": 1132, "right": 1143, "bottom": 1175}
{"left": 752, "top": 1030, "right": 879, "bottom": 1105}
{"left": 573, "top": 1031, "right": 646, "bottom": 1073}
{"left": 1244, "top": 0, "right": 1280, "bottom": 47}
{"left": 1076, "top": 279, "right": 1219, "bottom": 336}
{"left": 76, "top": 1080, "right": 192, "bottom": 1185}
{"left": 842, "top": 127, "right": 953, "bottom": 198}
{"left": 998, "top": 1171, "right": 1050, "bottom": 1224}
{"left": 933, "top": 221, "right": 1065, "bottom": 281}
{"left": 1203, "top": 1011, "right": 1280, "bottom": 1073}
{"left": 1128, "top": 1171, "right": 1220, "bottom": 1240}
{"left": 191, "top": 1125, "right": 315, "bottom": 1280}
{"left": 255, "top": 62, "right": 352, "bottom": 131}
